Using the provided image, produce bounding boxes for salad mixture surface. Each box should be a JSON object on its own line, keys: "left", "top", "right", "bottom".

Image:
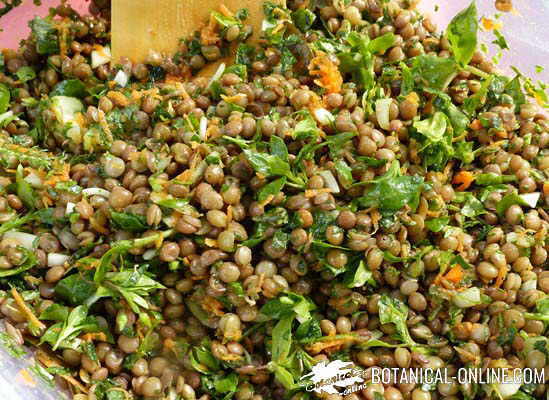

{"left": 0, "top": 0, "right": 547, "bottom": 399}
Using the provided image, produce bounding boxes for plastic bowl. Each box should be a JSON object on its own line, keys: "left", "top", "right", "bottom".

{"left": 0, "top": 1, "right": 546, "bottom": 399}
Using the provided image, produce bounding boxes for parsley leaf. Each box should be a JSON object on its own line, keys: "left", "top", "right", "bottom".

{"left": 29, "top": 17, "right": 59, "bottom": 55}
{"left": 356, "top": 161, "right": 426, "bottom": 213}
{"left": 446, "top": 1, "right": 478, "bottom": 66}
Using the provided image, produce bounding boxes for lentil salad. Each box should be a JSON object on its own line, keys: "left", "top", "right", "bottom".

{"left": 0, "top": 1, "right": 547, "bottom": 400}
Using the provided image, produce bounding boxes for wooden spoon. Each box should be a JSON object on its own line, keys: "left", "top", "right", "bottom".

{"left": 111, "top": 0, "right": 267, "bottom": 75}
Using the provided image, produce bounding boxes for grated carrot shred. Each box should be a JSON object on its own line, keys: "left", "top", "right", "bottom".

{"left": 481, "top": 17, "right": 503, "bottom": 31}
{"left": 201, "top": 14, "right": 220, "bottom": 45}
{"left": 469, "top": 119, "right": 483, "bottom": 131}
{"left": 444, "top": 265, "right": 464, "bottom": 284}
{"left": 309, "top": 52, "right": 343, "bottom": 94}
{"left": 452, "top": 170, "right": 475, "bottom": 191}
{"left": 494, "top": 264, "right": 508, "bottom": 288}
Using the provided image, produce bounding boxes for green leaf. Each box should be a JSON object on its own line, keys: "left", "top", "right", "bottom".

{"left": 213, "top": 373, "right": 239, "bottom": 394}
{"left": 335, "top": 159, "right": 353, "bottom": 189}
{"left": 492, "top": 30, "right": 509, "bottom": 50}
{"left": 0, "top": 332, "right": 27, "bottom": 358}
{"left": 292, "top": 8, "right": 316, "bottom": 32}
{"left": 109, "top": 211, "right": 148, "bottom": 232}
{"left": 505, "top": 76, "right": 526, "bottom": 110}
{"left": 454, "top": 141, "right": 475, "bottom": 164}
{"left": 272, "top": 364, "right": 296, "bottom": 390}
{"left": 367, "top": 32, "right": 396, "bottom": 54}
{"left": 0, "top": 83, "right": 10, "bottom": 113}
{"left": 411, "top": 55, "right": 458, "bottom": 91}
{"left": 475, "top": 173, "right": 516, "bottom": 186}
{"left": 42, "top": 305, "right": 93, "bottom": 350}
{"left": 257, "top": 177, "right": 287, "bottom": 202}
{"left": 413, "top": 112, "right": 454, "bottom": 170}
{"left": 271, "top": 230, "right": 290, "bottom": 251}
{"left": 40, "top": 304, "right": 69, "bottom": 322}
{"left": 271, "top": 315, "right": 294, "bottom": 362}
{"left": 30, "top": 17, "right": 59, "bottom": 55}
{"left": 235, "top": 44, "right": 255, "bottom": 66}
{"left": 344, "top": 260, "right": 376, "bottom": 288}
{"left": 0, "top": 246, "right": 38, "bottom": 277}
{"left": 269, "top": 135, "right": 289, "bottom": 162}
{"left": 425, "top": 217, "right": 450, "bottom": 232}
{"left": 50, "top": 79, "right": 88, "bottom": 98}
{"left": 16, "top": 66, "right": 36, "bottom": 82}
{"left": 16, "top": 164, "right": 37, "bottom": 209}
{"left": 211, "top": 11, "right": 241, "bottom": 27}
{"left": 295, "top": 319, "right": 321, "bottom": 342}
{"left": 414, "top": 111, "right": 448, "bottom": 141}
{"left": 378, "top": 294, "right": 416, "bottom": 346}
{"left": 55, "top": 273, "right": 98, "bottom": 305}
{"left": 356, "top": 161, "right": 425, "bottom": 213}
{"left": 446, "top": 1, "right": 478, "bottom": 66}
{"left": 190, "top": 344, "right": 220, "bottom": 373}
{"left": 94, "top": 231, "right": 172, "bottom": 283}
{"left": 426, "top": 88, "right": 470, "bottom": 135}
{"left": 243, "top": 149, "right": 290, "bottom": 177}
{"left": 261, "top": 292, "right": 316, "bottom": 321}
{"left": 454, "top": 192, "right": 485, "bottom": 218}
{"left": 293, "top": 113, "right": 318, "bottom": 139}
{"left": 463, "top": 75, "right": 494, "bottom": 116}
{"left": 496, "top": 193, "right": 528, "bottom": 217}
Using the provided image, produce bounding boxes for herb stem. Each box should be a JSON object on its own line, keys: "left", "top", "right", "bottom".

{"left": 464, "top": 65, "right": 490, "bottom": 79}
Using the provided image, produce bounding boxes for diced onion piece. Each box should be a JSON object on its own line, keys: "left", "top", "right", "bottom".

{"left": 313, "top": 108, "right": 334, "bottom": 126}
{"left": 199, "top": 116, "right": 208, "bottom": 140}
{"left": 452, "top": 287, "right": 481, "bottom": 308}
{"left": 91, "top": 46, "right": 111, "bottom": 68}
{"left": 3, "top": 231, "right": 38, "bottom": 250}
{"left": 520, "top": 192, "right": 540, "bottom": 208}
{"left": 82, "top": 188, "right": 110, "bottom": 198}
{"left": 66, "top": 202, "right": 76, "bottom": 214}
{"left": 143, "top": 249, "right": 157, "bottom": 260}
{"left": 25, "top": 171, "right": 43, "bottom": 187}
{"left": 0, "top": 111, "right": 14, "bottom": 125}
{"left": 521, "top": 279, "right": 537, "bottom": 291}
{"left": 47, "top": 253, "right": 70, "bottom": 267}
{"left": 492, "top": 381, "right": 522, "bottom": 399}
{"left": 375, "top": 98, "right": 392, "bottom": 131}
{"left": 319, "top": 170, "right": 340, "bottom": 194}
{"left": 162, "top": 215, "right": 176, "bottom": 228}
{"left": 114, "top": 70, "right": 129, "bottom": 87}
{"left": 207, "top": 63, "right": 225, "bottom": 88}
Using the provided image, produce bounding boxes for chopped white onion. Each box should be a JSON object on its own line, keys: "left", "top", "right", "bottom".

{"left": 519, "top": 192, "right": 540, "bottom": 208}
{"left": 24, "top": 171, "right": 43, "bottom": 187}
{"left": 162, "top": 215, "right": 176, "bottom": 228}
{"left": 521, "top": 279, "right": 537, "bottom": 291}
{"left": 82, "top": 188, "right": 110, "bottom": 198}
{"left": 452, "top": 287, "right": 481, "bottom": 308}
{"left": 319, "top": 170, "right": 340, "bottom": 194}
{"left": 114, "top": 70, "right": 129, "bottom": 87}
{"left": 3, "top": 231, "right": 38, "bottom": 250}
{"left": 66, "top": 202, "right": 76, "bottom": 214}
{"left": 143, "top": 249, "right": 157, "bottom": 260}
{"left": 47, "top": 253, "right": 70, "bottom": 267}
{"left": 492, "top": 381, "right": 522, "bottom": 399}
{"left": 313, "top": 108, "right": 335, "bottom": 126}
{"left": 207, "top": 63, "right": 225, "bottom": 88}
{"left": 91, "top": 46, "right": 111, "bottom": 68}
{"left": 0, "top": 111, "right": 14, "bottom": 125}
{"left": 199, "top": 116, "right": 208, "bottom": 140}
{"left": 375, "top": 98, "right": 392, "bottom": 131}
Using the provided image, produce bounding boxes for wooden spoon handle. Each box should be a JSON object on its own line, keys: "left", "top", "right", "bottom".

{"left": 111, "top": 0, "right": 266, "bottom": 65}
